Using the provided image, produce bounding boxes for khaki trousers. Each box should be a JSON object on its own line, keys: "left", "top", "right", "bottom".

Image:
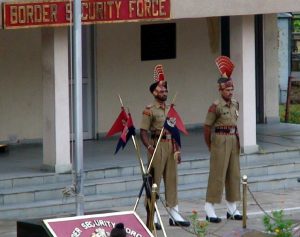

{"left": 148, "top": 140, "right": 178, "bottom": 208}
{"left": 206, "top": 134, "right": 241, "bottom": 203}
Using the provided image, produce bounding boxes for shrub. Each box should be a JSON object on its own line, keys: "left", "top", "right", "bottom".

{"left": 189, "top": 210, "right": 209, "bottom": 237}
{"left": 263, "top": 210, "right": 293, "bottom": 237}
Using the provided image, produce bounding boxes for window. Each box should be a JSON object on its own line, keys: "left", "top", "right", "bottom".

{"left": 141, "top": 23, "right": 176, "bottom": 61}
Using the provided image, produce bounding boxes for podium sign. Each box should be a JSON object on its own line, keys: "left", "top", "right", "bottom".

{"left": 43, "top": 211, "right": 154, "bottom": 237}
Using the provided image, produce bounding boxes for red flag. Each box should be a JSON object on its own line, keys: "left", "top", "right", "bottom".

{"left": 167, "top": 104, "right": 188, "bottom": 135}
{"left": 106, "top": 107, "right": 128, "bottom": 137}
{"left": 115, "top": 113, "right": 136, "bottom": 154}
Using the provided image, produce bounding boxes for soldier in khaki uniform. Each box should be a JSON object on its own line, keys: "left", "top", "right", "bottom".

{"left": 140, "top": 65, "right": 190, "bottom": 229}
{"left": 204, "top": 56, "right": 243, "bottom": 223}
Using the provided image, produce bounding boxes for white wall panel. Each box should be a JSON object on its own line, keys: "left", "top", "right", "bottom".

{"left": 0, "top": 29, "right": 42, "bottom": 142}
{"left": 96, "top": 18, "right": 218, "bottom": 134}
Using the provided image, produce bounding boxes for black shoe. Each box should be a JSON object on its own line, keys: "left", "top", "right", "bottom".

{"left": 226, "top": 212, "right": 243, "bottom": 220}
{"left": 169, "top": 218, "right": 191, "bottom": 227}
{"left": 154, "top": 222, "right": 161, "bottom": 230}
{"left": 206, "top": 216, "right": 222, "bottom": 223}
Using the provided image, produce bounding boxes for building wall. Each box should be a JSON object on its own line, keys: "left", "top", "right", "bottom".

{"left": 0, "top": 28, "right": 42, "bottom": 142}
{"left": 0, "top": 15, "right": 281, "bottom": 142}
{"left": 96, "top": 18, "right": 219, "bottom": 134}
{"left": 172, "top": 0, "right": 300, "bottom": 18}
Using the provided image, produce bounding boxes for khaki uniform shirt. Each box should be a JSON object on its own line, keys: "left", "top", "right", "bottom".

{"left": 140, "top": 101, "right": 170, "bottom": 132}
{"left": 205, "top": 97, "right": 239, "bottom": 127}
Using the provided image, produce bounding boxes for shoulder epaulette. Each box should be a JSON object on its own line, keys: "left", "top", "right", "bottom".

{"left": 146, "top": 104, "right": 154, "bottom": 109}
{"left": 213, "top": 99, "right": 220, "bottom": 106}
{"left": 143, "top": 104, "right": 153, "bottom": 116}
{"left": 232, "top": 99, "right": 239, "bottom": 110}
{"left": 208, "top": 103, "right": 217, "bottom": 113}
{"left": 231, "top": 99, "right": 239, "bottom": 106}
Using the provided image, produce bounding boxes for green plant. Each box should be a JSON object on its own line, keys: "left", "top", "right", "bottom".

{"left": 279, "top": 104, "right": 300, "bottom": 124}
{"left": 189, "top": 210, "right": 208, "bottom": 237}
{"left": 293, "top": 18, "right": 300, "bottom": 32}
{"left": 263, "top": 210, "right": 293, "bottom": 237}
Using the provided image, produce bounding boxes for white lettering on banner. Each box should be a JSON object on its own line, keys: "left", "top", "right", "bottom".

{"left": 70, "top": 219, "right": 145, "bottom": 237}
{"left": 71, "top": 227, "right": 82, "bottom": 237}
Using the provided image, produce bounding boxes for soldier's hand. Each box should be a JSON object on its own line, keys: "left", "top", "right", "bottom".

{"left": 174, "top": 151, "right": 181, "bottom": 164}
{"left": 147, "top": 145, "right": 155, "bottom": 155}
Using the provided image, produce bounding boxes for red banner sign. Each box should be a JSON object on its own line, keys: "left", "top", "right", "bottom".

{"left": 43, "top": 211, "right": 154, "bottom": 237}
{"left": 2, "top": 0, "right": 171, "bottom": 29}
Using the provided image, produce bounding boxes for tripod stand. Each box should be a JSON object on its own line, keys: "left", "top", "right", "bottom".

{"left": 130, "top": 131, "right": 167, "bottom": 237}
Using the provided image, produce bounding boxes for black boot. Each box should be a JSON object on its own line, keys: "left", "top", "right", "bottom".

{"left": 226, "top": 212, "right": 243, "bottom": 220}
{"left": 206, "top": 216, "right": 222, "bottom": 223}
{"left": 154, "top": 222, "right": 162, "bottom": 230}
{"left": 169, "top": 218, "right": 190, "bottom": 227}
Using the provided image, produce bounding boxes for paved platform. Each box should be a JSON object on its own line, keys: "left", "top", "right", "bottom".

{"left": 1, "top": 123, "right": 300, "bottom": 179}
{"left": 1, "top": 187, "right": 300, "bottom": 236}
{"left": 0, "top": 123, "right": 300, "bottom": 236}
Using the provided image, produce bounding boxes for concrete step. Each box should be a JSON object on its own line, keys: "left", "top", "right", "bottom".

{"left": 1, "top": 156, "right": 299, "bottom": 206}
{"left": 0, "top": 149, "right": 298, "bottom": 189}
{"left": 0, "top": 150, "right": 300, "bottom": 220}
{"left": 0, "top": 165, "right": 142, "bottom": 190}
{"left": 178, "top": 171, "right": 300, "bottom": 198}
{"left": 240, "top": 150, "right": 300, "bottom": 166}
{"left": 1, "top": 170, "right": 299, "bottom": 220}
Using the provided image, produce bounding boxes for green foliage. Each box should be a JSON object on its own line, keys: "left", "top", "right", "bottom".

{"left": 189, "top": 210, "right": 209, "bottom": 237}
{"left": 293, "top": 18, "right": 300, "bottom": 32}
{"left": 279, "top": 104, "right": 300, "bottom": 124}
{"left": 263, "top": 210, "right": 293, "bottom": 237}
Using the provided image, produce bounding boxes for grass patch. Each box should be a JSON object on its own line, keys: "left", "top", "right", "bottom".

{"left": 279, "top": 104, "right": 300, "bottom": 124}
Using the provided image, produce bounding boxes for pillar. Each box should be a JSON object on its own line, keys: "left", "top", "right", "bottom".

{"left": 42, "top": 27, "right": 71, "bottom": 173}
{"left": 230, "top": 15, "right": 259, "bottom": 153}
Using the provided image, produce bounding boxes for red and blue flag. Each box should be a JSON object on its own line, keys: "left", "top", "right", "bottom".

{"left": 106, "top": 107, "right": 128, "bottom": 138}
{"left": 114, "top": 113, "right": 136, "bottom": 154}
{"left": 163, "top": 104, "right": 188, "bottom": 147}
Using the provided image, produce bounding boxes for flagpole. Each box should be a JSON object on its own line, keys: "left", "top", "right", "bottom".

{"left": 127, "top": 107, "right": 146, "bottom": 175}
{"left": 147, "top": 92, "right": 178, "bottom": 174}
{"left": 115, "top": 95, "right": 167, "bottom": 236}
{"left": 146, "top": 128, "right": 164, "bottom": 174}
{"left": 171, "top": 92, "right": 178, "bottom": 105}
{"left": 73, "top": 0, "right": 84, "bottom": 215}
{"left": 116, "top": 95, "right": 149, "bottom": 211}
{"left": 117, "top": 95, "right": 145, "bottom": 174}
{"left": 131, "top": 135, "right": 146, "bottom": 175}
{"left": 118, "top": 94, "right": 124, "bottom": 107}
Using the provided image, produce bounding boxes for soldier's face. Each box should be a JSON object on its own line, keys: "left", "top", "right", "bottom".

{"left": 155, "top": 87, "right": 168, "bottom": 102}
{"left": 220, "top": 87, "right": 234, "bottom": 101}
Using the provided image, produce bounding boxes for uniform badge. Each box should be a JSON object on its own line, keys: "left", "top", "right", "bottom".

{"left": 167, "top": 117, "right": 176, "bottom": 127}
{"left": 235, "top": 110, "right": 239, "bottom": 117}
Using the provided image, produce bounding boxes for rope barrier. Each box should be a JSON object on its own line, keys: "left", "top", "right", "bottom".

{"left": 247, "top": 186, "right": 300, "bottom": 235}
{"left": 153, "top": 177, "right": 300, "bottom": 236}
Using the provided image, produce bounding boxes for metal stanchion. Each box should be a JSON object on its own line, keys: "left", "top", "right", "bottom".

{"left": 242, "top": 175, "right": 248, "bottom": 229}
{"left": 148, "top": 183, "right": 157, "bottom": 233}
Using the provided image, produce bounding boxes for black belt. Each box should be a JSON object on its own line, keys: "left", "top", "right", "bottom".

{"left": 151, "top": 134, "right": 172, "bottom": 140}
{"left": 215, "top": 126, "right": 237, "bottom": 134}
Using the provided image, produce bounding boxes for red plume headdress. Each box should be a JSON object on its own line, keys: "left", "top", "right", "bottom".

{"left": 153, "top": 64, "right": 165, "bottom": 82}
{"left": 215, "top": 56, "right": 235, "bottom": 90}
{"left": 150, "top": 64, "right": 167, "bottom": 94}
